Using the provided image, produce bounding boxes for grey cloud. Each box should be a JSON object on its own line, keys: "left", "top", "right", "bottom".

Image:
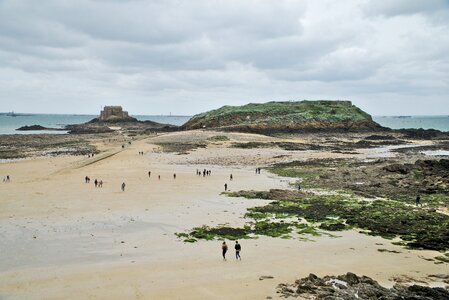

{"left": 0, "top": 0, "right": 448, "bottom": 115}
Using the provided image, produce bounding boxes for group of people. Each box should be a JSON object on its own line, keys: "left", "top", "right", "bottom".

{"left": 197, "top": 169, "right": 212, "bottom": 177}
{"left": 83, "top": 160, "right": 237, "bottom": 193}
{"left": 255, "top": 168, "right": 261, "bottom": 174}
{"left": 138, "top": 151, "right": 144, "bottom": 155}
{"left": 221, "top": 241, "right": 242, "bottom": 260}
{"left": 85, "top": 176, "right": 103, "bottom": 187}
{"left": 94, "top": 179, "right": 103, "bottom": 188}
{"left": 147, "top": 171, "right": 177, "bottom": 180}
{"left": 2, "top": 175, "right": 10, "bottom": 182}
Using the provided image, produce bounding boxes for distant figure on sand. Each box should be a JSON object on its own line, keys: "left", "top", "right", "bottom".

{"left": 121, "top": 182, "right": 126, "bottom": 191}
{"left": 158, "top": 175, "right": 161, "bottom": 180}
{"left": 224, "top": 183, "right": 228, "bottom": 191}
{"left": 230, "top": 174, "right": 233, "bottom": 181}
{"left": 235, "top": 241, "right": 241, "bottom": 260}
{"left": 99, "top": 180, "right": 103, "bottom": 188}
{"left": 94, "top": 179, "right": 98, "bottom": 187}
{"left": 148, "top": 171, "right": 151, "bottom": 178}
{"left": 85, "top": 176, "right": 89, "bottom": 183}
{"left": 416, "top": 195, "right": 421, "bottom": 206}
{"left": 222, "top": 241, "right": 228, "bottom": 260}
{"left": 173, "top": 173, "right": 176, "bottom": 179}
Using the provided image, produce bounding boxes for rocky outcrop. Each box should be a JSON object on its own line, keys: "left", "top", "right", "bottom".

{"left": 65, "top": 106, "right": 178, "bottom": 134}
{"left": 277, "top": 273, "right": 449, "bottom": 299}
{"left": 65, "top": 124, "right": 114, "bottom": 134}
{"left": 182, "top": 100, "right": 384, "bottom": 133}
{"left": 383, "top": 159, "right": 449, "bottom": 194}
{"left": 16, "top": 125, "right": 62, "bottom": 131}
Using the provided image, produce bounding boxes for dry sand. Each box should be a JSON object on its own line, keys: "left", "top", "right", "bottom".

{"left": 0, "top": 131, "right": 447, "bottom": 299}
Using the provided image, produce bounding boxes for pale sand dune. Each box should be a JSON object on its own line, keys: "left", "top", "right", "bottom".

{"left": 0, "top": 131, "right": 447, "bottom": 299}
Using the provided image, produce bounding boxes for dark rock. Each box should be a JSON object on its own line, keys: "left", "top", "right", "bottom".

{"left": 365, "top": 134, "right": 397, "bottom": 140}
{"left": 277, "top": 273, "right": 449, "bottom": 299}
{"left": 383, "top": 163, "right": 411, "bottom": 174}
{"left": 406, "top": 285, "right": 449, "bottom": 300}
{"left": 343, "top": 272, "right": 360, "bottom": 285}
{"left": 398, "top": 128, "right": 448, "bottom": 140}
{"left": 16, "top": 125, "right": 61, "bottom": 131}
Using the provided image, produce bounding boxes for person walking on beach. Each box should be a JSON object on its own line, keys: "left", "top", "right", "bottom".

{"left": 99, "top": 180, "right": 103, "bottom": 188}
{"left": 85, "top": 176, "right": 89, "bottom": 184}
{"left": 235, "top": 241, "right": 241, "bottom": 260}
{"left": 6, "top": 175, "right": 10, "bottom": 182}
{"left": 94, "top": 179, "right": 98, "bottom": 187}
{"left": 416, "top": 195, "right": 421, "bottom": 206}
{"left": 158, "top": 175, "right": 161, "bottom": 180}
{"left": 148, "top": 171, "right": 151, "bottom": 178}
{"left": 173, "top": 173, "right": 176, "bottom": 179}
{"left": 121, "top": 182, "right": 126, "bottom": 191}
{"left": 222, "top": 241, "right": 228, "bottom": 260}
{"left": 224, "top": 183, "right": 228, "bottom": 191}
{"left": 230, "top": 174, "right": 233, "bottom": 181}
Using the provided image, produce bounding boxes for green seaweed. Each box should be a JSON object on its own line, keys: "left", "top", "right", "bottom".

{"left": 207, "top": 135, "right": 230, "bottom": 142}
{"left": 224, "top": 189, "right": 449, "bottom": 251}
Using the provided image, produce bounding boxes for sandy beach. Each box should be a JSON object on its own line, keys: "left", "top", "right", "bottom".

{"left": 1, "top": 130, "right": 448, "bottom": 299}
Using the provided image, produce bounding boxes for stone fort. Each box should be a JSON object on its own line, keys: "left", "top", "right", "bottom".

{"left": 99, "top": 106, "right": 136, "bottom": 122}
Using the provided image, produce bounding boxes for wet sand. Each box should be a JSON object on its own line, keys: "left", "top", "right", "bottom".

{"left": 0, "top": 131, "right": 447, "bottom": 299}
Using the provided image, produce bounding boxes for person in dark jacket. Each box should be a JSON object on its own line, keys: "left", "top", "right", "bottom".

{"left": 235, "top": 241, "right": 241, "bottom": 260}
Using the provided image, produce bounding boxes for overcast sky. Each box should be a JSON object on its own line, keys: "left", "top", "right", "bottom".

{"left": 0, "top": 0, "right": 448, "bottom": 116}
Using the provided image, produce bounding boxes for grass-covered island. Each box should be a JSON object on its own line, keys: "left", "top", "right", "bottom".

{"left": 182, "top": 100, "right": 383, "bottom": 133}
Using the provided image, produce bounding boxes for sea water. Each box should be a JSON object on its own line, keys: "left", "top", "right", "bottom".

{"left": 0, "top": 114, "right": 448, "bottom": 135}
{"left": 0, "top": 114, "right": 192, "bottom": 135}
{"left": 373, "top": 116, "right": 449, "bottom": 132}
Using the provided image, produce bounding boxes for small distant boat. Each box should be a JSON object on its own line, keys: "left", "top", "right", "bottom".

{"left": 5, "top": 111, "right": 33, "bottom": 117}
{"left": 393, "top": 116, "right": 412, "bottom": 119}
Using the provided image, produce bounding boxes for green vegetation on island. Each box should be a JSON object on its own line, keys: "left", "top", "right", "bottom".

{"left": 182, "top": 100, "right": 382, "bottom": 133}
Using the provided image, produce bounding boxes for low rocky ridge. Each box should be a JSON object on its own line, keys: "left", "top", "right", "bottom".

{"left": 276, "top": 273, "right": 449, "bottom": 299}
{"left": 0, "top": 134, "right": 98, "bottom": 159}
{"left": 270, "top": 158, "right": 449, "bottom": 205}
{"left": 182, "top": 100, "right": 383, "bottom": 133}
{"left": 16, "top": 125, "right": 63, "bottom": 131}
{"left": 65, "top": 119, "right": 178, "bottom": 134}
